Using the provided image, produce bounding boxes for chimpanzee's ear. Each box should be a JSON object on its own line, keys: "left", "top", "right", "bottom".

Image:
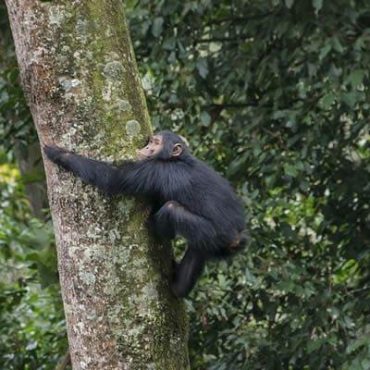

{"left": 172, "top": 143, "right": 183, "bottom": 157}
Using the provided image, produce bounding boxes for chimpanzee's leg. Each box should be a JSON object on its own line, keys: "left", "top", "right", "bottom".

{"left": 151, "top": 203, "right": 176, "bottom": 240}
{"left": 153, "top": 201, "right": 217, "bottom": 244}
{"left": 171, "top": 248, "right": 206, "bottom": 298}
{"left": 153, "top": 201, "right": 215, "bottom": 297}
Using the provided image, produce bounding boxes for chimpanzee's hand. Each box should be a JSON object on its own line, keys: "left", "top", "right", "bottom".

{"left": 43, "top": 145, "right": 69, "bottom": 165}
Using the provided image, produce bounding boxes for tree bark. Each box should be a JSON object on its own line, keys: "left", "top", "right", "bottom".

{"left": 5, "top": 1, "right": 189, "bottom": 369}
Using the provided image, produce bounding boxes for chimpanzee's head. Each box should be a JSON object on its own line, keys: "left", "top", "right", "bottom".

{"left": 136, "top": 131, "right": 188, "bottom": 160}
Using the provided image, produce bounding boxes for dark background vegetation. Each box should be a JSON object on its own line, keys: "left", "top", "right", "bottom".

{"left": 1, "top": 0, "right": 369, "bottom": 369}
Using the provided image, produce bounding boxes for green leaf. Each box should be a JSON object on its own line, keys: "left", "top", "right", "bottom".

{"left": 227, "top": 152, "right": 249, "bottom": 177}
{"left": 307, "top": 338, "right": 324, "bottom": 353}
{"left": 200, "top": 111, "right": 211, "bottom": 126}
{"left": 196, "top": 59, "right": 209, "bottom": 79}
{"left": 284, "top": 163, "right": 298, "bottom": 177}
{"left": 151, "top": 17, "right": 164, "bottom": 37}
{"left": 342, "top": 92, "right": 358, "bottom": 108}
{"left": 332, "top": 37, "right": 344, "bottom": 53}
{"left": 320, "top": 93, "right": 336, "bottom": 109}
{"left": 346, "top": 69, "right": 365, "bottom": 88}
{"left": 285, "top": 0, "right": 294, "bottom": 8}
{"left": 312, "top": 0, "right": 323, "bottom": 14}
{"left": 346, "top": 337, "right": 369, "bottom": 354}
{"left": 319, "top": 44, "right": 331, "bottom": 60}
{"left": 361, "top": 359, "right": 370, "bottom": 370}
{"left": 162, "top": 37, "right": 176, "bottom": 51}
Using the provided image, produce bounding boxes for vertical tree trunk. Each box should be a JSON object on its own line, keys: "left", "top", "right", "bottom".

{"left": 5, "top": 1, "right": 189, "bottom": 369}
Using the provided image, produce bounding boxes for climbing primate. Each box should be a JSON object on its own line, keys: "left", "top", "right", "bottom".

{"left": 44, "top": 131, "right": 247, "bottom": 297}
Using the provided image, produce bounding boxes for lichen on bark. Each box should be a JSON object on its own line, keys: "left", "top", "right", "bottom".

{"left": 5, "top": 1, "right": 190, "bottom": 369}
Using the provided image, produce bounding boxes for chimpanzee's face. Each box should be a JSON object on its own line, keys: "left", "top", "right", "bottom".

{"left": 136, "top": 134, "right": 164, "bottom": 160}
{"left": 136, "top": 133, "right": 185, "bottom": 160}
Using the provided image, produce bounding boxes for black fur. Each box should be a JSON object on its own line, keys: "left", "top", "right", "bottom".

{"left": 44, "top": 131, "right": 247, "bottom": 297}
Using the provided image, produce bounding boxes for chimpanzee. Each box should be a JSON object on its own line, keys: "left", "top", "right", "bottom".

{"left": 44, "top": 131, "right": 247, "bottom": 298}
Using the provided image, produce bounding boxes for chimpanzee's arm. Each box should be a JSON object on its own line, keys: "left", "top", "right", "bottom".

{"left": 44, "top": 145, "right": 138, "bottom": 195}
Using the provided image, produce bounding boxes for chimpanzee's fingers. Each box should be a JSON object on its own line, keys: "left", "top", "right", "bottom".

{"left": 43, "top": 145, "right": 66, "bottom": 162}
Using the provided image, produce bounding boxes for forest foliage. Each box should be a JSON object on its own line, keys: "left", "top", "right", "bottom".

{"left": 1, "top": 1, "right": 370, "bottom": 369}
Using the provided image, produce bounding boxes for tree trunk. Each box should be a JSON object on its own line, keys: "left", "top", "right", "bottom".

{"left": 5, "top": 1, "right": 189, "bottom": 369}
